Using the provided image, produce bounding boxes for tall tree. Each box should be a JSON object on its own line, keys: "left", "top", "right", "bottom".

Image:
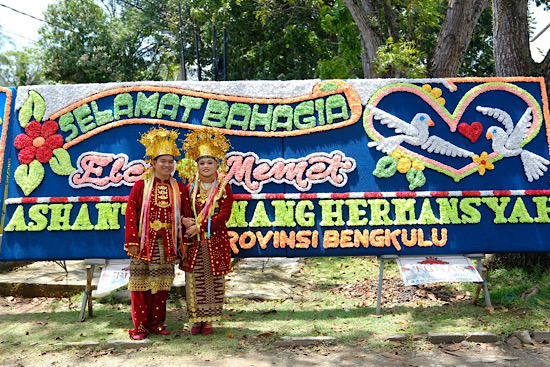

{"left": 342, "top": 0, "right": 492, "bottom": 78}
{"left": 487, "top": 0, "right": 550, "bottom": 270}
{"left": 38, "top": 0, "right": 179, "bottom": 83}
{"left": 0, "top": 47, "right": 45, "bottom": 87}
{"left": 492, "top": 0, "right": 550, "bottom": 87}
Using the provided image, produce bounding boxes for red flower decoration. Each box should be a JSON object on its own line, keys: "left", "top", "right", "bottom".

{"left": 14, "top": 120, "right": 64, "bottom": 164}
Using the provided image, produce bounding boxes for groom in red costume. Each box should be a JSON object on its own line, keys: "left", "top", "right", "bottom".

{"left": 124, "top": 127, "right": 192, "bottom": 340}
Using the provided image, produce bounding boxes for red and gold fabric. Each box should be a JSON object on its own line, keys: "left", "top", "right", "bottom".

{"left": 185, "top": 242, "right": 226, "bottom": 323}
{"left": 180, "top": 181, "right": 234, "bottom": 275}
{"left": 124, "top": 176, "right": 190, "bottom": 262}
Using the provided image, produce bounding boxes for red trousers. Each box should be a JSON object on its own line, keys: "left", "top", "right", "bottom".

{"left": 129, "top": 290, "right": 169, "bottom": 336}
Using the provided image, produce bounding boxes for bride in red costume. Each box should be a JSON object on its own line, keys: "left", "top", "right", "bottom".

{"left": 178, "top": 128, "right": 234, "bottom": 336}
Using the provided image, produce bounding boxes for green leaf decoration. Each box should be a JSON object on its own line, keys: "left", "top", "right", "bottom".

{"left": 406, "top": 168, "right": 426, "bottom": 190}
{"left": 320, "top": 82, "right": 339, "bottom": 92}
{"left": 19, "top": 97, "right": 33, "bottom": 128}
{"left": 30, "top": 91, "right": 46, "bottom": 122}
{"left": 49, "top": 148, "right": 75, "bottom": 176}
{"left": 18, "top": 91, "right": 46, "bottom": 128}
{"left": 373, "top": 155, "right": 398, "bottom": 178}
{"left": 14, "top": 160, "right": 45, "bottom": 196}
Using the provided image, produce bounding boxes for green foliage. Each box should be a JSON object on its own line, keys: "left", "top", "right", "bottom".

{"left": 0, "top": 47, "right": 46, "bottom": 87}
{"left": 372, "top": 38, "right": 427, "bottom": 78}
{"left": 221, "top": 0, "right": 335, "bottom": 80}
{"left": 316, "top": 0, "right": 363, "bottom": 79}
{"left": 38, "top": 0, "right": 178, "bottom": 83}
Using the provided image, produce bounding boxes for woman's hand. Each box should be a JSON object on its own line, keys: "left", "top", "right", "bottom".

{"left": 186, "top": 224, "right": 198, "bottom": 237}
{"left": 181, "top": 217, "right": 195, "bottom": 228}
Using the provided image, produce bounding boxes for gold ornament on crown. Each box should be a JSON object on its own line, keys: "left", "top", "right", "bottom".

{"left": 177, "top": 127, "right": 231, "bottom": 182}
{"left": 139, "top": 127, "right": 180, "bottom": 163}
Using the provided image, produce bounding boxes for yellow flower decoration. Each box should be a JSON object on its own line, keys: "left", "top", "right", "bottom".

{"left": 472, "top": 151, "right": 494, "bottom": 175}
{"left": 390, "top": 151, "right": 402, "bottom": 159}
{"left": 397, "top": 157, "right": 412, "bottom": 173}
{"left": 422, "top": 84, "right": 446, "bottom": 106}
{"left": 412, "top": 160, "right": 425, "bottom": 171}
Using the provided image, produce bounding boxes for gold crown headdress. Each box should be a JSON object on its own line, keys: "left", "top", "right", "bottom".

{"left": 139, "top": 127, "right": 180, "bottom": 163}
{"left": 178, "top": 128, "right": 231, "bottom": 181}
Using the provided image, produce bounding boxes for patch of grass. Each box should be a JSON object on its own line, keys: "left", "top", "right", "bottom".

{"left": 1, "top": 255, "right": 550, "bottom": 363}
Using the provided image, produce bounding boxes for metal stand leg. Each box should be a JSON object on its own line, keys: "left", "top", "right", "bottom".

{"left": 469, "top": 254, "right": 492, "bottom": 308}
{"left": 79, "top": 264, "right": 95, "bottom": 322}
{"left": 375, "top": 258, "right": 385, "bottom": 315}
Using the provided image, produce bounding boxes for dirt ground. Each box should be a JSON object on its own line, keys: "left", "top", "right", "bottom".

{"left": 1, "top": 297, "right": 550, "bottom": 367}
{"left": 3, "top": 339, "right": 550, "bottom": 367}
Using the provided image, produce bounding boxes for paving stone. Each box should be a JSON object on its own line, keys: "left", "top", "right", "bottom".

{"left": 64, "top": 341, "right": 101, "bottom": 347}
{"left": 513, "top": 330, "right": 533, "bottom": 344}
{"left": 273, "top": 336, "right": 336, "bottom": 347}
{"left": 465, "top": 331, "right": 499, "bottom": 343}
{"left": 104, "top": 339, "right": 154, "bottom": 349}
{"left": 506, "top": 336, "right": 522, "bottom": 347}
{"left": 386, "top": 334, "right": 407, "bottom": 342}
{"left": 531, "top": 330, "right": 550, "bottom": 343}
{"left": 428, "top": 332, "right": 465, "bottom": 344}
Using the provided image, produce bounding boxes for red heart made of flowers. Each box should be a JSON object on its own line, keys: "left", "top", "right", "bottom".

{"left": 458, "top": 122, "right": 483, "bottom": 143}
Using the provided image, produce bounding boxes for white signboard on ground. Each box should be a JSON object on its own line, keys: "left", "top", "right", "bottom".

{"left": 96, "top": 260, "right": 131, "bottom": 294}
{"left": 397, "top": 256, "right": 483, "bottom": 286}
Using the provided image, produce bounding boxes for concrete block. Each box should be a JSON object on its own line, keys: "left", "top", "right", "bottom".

{"left": 386, "top": 334, "right": 407, "bottom": 342}
{"left": 465, "top": 331, "right": 499, "bottom": 343}
{"left": 428, "top": 332, "right": 465, "bottom": 344}
{"left": 506, "top": 336, "right": 522, "bottom": 347}
{"left": 531, "top": 331, "right": 550, "bottom": 343}
{"left": 104, "top": 339, "right": 154, "bottom": 349}
{"left": 65, "top": 341, "right": 101, "bottom": 347}
{"left": 513, "top": 330, "right": 533, "bottom": 344}
{"left": 273, "top": 336, "right": 336, "bottom": 347}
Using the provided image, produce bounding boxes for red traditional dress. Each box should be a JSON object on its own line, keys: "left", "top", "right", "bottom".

{"left": 124, "top": 176, "right": 189, "bottom": 337}
{"left": 180, "top": 179, "right": 234, "bottom": 323}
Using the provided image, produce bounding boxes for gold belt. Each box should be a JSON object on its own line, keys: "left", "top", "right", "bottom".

{"left": 150, "top": 220, "right": 172, "bottom": 231}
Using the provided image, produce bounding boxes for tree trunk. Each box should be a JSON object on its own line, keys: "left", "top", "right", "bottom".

{"left": 491, "top": 0, "right": 550, "bottom": 270}
{"left": 428, "top": 0, "right": 490, "bottom": 77}
{"left": 343, "top": 0, "right": 385, "bottom": 78}
{"left": 492, "top": 0, "right": 532, "bottom": 76}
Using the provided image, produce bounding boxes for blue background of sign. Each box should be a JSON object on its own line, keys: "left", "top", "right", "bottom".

{"left": 1, "top": 79, "right": 550, "bottom": 260}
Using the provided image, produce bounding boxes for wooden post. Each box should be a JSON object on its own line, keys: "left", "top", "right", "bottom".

{"left": 86, "top": 265, "right": 93, "bottom": 318}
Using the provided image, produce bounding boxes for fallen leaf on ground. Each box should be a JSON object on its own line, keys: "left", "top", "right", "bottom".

{"left": 256, "top": 331, "right": 274, "bottom": 337}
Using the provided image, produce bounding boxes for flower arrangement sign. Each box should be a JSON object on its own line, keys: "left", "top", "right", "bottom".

{"left": 1, "top": 78, "right": 550, "bottom": 261}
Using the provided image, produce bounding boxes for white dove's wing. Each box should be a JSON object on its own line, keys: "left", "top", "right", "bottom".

{"left": 505, "top": 107, "right": 532, "bottom": 151}
{"left": 367, "top": 135, "right": 408, "bottom": 154}
{"left": 367, "top": 105, "right": 417, "bottom": 135}
{"left": 520, "top": 150, "right": 549, "bottom": 182}
{"left": 476, "top": 106, "right": 514, "bottom": 135}
{"left": 421, "top": 136, "right": 474, "bottom": 158}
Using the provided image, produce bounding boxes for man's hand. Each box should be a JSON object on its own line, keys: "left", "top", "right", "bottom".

{"left": 127, "top": 246, "right": 139, "bottom": 257}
